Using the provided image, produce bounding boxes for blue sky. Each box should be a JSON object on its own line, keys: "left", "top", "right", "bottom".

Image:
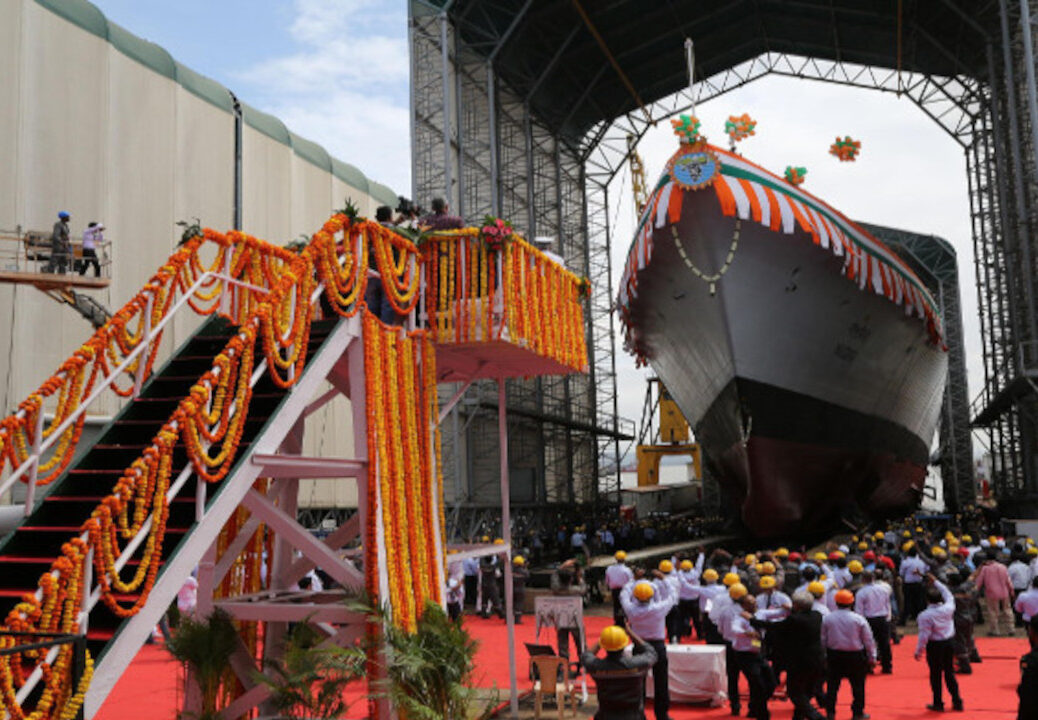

{"left": 91, "top": 0, "right": 411, "bottom": 194}
{"left": 88, "top": 2, "right": 981, "bottom": 456}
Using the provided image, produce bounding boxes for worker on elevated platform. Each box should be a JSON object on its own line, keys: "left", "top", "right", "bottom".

{"left": 79, "top": 221, "right": 103, "bottom": 277}
{"left": 44, "top": 211, "right": 71, "bottom": 274}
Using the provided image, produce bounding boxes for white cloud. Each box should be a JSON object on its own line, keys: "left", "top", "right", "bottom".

{"left": 232, "top": 0, "right": 410, "bottom": 191}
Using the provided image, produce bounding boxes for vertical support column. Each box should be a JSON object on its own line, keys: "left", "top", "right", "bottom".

{"left": 488, "top": 67, "right": 500, "bottom": 216}
{"left": 498, "top": 378, "right": 518, "bottom": 719}
{"left": 439, "top": 10, "right": 453, "bottom": 204}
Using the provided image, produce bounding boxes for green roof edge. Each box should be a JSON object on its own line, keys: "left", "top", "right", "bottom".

{"left": 331, "top": 159, "right": 370, "bottom": 195}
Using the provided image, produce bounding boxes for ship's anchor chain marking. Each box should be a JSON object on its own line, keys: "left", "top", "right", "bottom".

{"left": 671, "top": 218, "right": 740, "bottom": 296}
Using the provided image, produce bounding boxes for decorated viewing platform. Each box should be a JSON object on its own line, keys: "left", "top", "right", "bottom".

{"left": 0, "top": 210, "right": 588, "bottom": 720}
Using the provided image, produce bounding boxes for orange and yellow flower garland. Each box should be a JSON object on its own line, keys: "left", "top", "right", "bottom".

{"left": 362, "top": 311, "right": 443, "bottom": 633}
{"left": 420, "top": 229, "right": 587, "bottom": 372}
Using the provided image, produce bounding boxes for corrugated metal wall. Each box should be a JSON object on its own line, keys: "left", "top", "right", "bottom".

{"left": 0, "top": 0, "right": 398, "bottom": 510}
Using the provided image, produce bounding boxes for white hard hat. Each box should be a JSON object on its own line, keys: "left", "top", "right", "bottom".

{"left": 448, "top": 578, "right": 459, "bottom": 589}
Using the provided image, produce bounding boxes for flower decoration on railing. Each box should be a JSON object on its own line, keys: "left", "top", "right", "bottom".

{"left": 829, "top": 136, "right": 862, "bottom": 162}
{"left": 671, "top": 114, "right": 703, "bottom": 145}
{"left": 784, "top": 166, "right": 808, "bottom": 187}
{"left": 577, "top": 277, "right": 592, "bottom": 299}
{"left": 724, "top": 113, "right": 756, "bottom": 144}
{"left": 479, "top": 216, "right": 513, "bottom": 252}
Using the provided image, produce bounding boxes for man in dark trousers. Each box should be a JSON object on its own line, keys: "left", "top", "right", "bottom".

{"left": 582, "top": 624, "right": 658, "bottom": 720}
{"left": 45, "top": 211, "right": 71, "bottom": 273}
{"left": 854, "top": 571, "right": 893, "bottom": 674}
{"left": 915, "top": 574, "right": 964, "bottom": 712}
{"left": 729, "top": 594, "right": 776, "bottom": 720}
{"left": 1019, "top": 615, "right": 1038, "bottom": 720}
{"left": 754, "top": 591, "right": 825, "bottom": 720}
{"left": 821, "top": 589, "right": 876, "bottom": 720}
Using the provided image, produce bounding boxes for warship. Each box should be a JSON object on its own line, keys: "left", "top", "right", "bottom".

{"left": 619, "top": 137, "right": 948, "bottom": 537}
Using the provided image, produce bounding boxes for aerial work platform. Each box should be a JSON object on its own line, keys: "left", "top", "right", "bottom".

{"left": 0, "top": 227, "right": 112, "bottom": 290}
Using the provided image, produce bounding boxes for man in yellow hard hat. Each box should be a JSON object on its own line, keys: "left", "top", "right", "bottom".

{"left": 582, "top": 624, "right": 658, "bottom": 719}
{"left": 717, "top": 583, "right": 751, "bottom": 716}
{"left": 677, "top": 552, "right": 705, "bottom": 640}
{"left": 621, "top": 571, "right": 678, "bottom": 720}
{"left": 697, "top": 568, "right": 727, "bottom": 644}
{"left": 822, "top": 589, "right": 876, "bottom": 720}
{"left": 606, "top": 550, "right": 634, "bottom": 625}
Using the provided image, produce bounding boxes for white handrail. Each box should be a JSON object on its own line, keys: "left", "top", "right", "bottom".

{"left": 0, "top": 271, "right": 259, "bottom": 511}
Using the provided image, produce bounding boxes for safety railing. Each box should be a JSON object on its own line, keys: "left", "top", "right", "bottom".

{"left": 0, "top": 227, "right": 114, "bottom": 281}
{"left": 418, "top": 229, "right": 589, "bottom": 373}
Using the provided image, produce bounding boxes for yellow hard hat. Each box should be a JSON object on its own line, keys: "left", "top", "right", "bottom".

{"left": 493, "top": 538, "right": 505, "bottom": 545}
{"left": 813, "top": 552, "right": 827, "bottom": 563}
{"left": 1028, "top": 538, "right": 1036, "bottom": 546}
{"left": 761, "top": 561, "right": 776, "bottom": 575}
{"left": 932, "top": 546, "right": 946, "bottom": 558}
{"left": 723, "top": 572, "right": 740, "bottom": 587}
{"left": 874, "top": 531, "right": 884, "bottom": 540}
{"left": 513, "top": 556, "right": 525, "bottom": 566}
{"left": 745, "top": 554, "right": 757, "bottom": 565}
{"left": 729, "top": 583, "right": 748, "bottom": 600}
{"left": 775, "top": 547, "right": 789, "bottom": 558}
{"left": 633, "top": 581, "right": 655, "bottom": 602}
{"left": 754, "top": 563, "right": 764, "bottom": 574}
{"left": 600, "top": 625, "right": 630, "bottom": 652}
{"left": 902, "top": 530, "right": 912, "bottom": 538}
{"left": 659, "top": 560, "right": 674, "bottom": 573}
{"left": 852, "top": 535, "right": 859, "bottom": 543}
{"left": 989, "top": 535, "right": 999, "bottom": 546}
{"left": 857, "top": 541, "right": 868, "bottom": 551}
{"left": 1028, "top": 547, "right": 1038, "bottom": 557}
{"left": 915, "top": 526, "right": 924, "bottom": 534}
{"left": 808, "top": 581, "right": 826, "bottom": 597}
{"left": 481, "top": 535, "right": 491, "bottom": 543}
{"left": 848, "top": 560, "right": 863, "bottom": 574}
{"left": 902, "top": 541, "right": 914, "bottom": 552}
{"left": 680, "top": 559, "right": 693, "bottom": 571}
{"left": 962, "top": 534, "right": 972, "bottom": 544}
{"left": 615, "top": 550, "right": 627, "bottom": 562}
{"left": 759, "top": 575, "right": 776, "bottom": 590}
{"left": 702, "top": 568, "right": 719, "bottom": 582}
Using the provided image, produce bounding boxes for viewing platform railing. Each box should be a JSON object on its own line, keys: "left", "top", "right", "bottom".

{"left": 417, "top": 229, "right": 588, "bottom": 377}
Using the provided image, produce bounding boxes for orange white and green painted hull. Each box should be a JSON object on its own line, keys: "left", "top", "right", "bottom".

{"left": 619, "top": 144, "right": 948, "bottom": 537}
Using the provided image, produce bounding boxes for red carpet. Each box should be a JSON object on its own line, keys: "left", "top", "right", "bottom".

{"left": 97, "top": 617, "right": 1024, "bottom": 719}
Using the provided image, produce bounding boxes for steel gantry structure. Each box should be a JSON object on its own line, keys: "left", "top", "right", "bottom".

{"left": 409, "top": 0, "right": 1038, "bottom": 519}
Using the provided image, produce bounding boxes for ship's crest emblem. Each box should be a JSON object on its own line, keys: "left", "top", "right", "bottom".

{"left": 668, "top": 146, "right": 720, "bottom": 191}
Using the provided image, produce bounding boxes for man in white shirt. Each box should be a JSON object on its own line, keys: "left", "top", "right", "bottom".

{"left": 900, "top": 547, "right": 929, "bottom": 623}
{"left": 729, "top": 594, "right": 775, "bottom": 720}
{"left": 677, "top": 554, "right": 704, "bottom": 639}
{"left": 697, "top": 569, "right": 727, "bottom": 643}
{"left": 605, "top": 551, "right": 635, "bottom": 625}
{"left": 854, "top": 571, "right": 893, "bottom": 674}
{"left": 1010, "top": 552, "right": 1033, "bottom": 628}
{"left": 621, "top": 575, "right": 677, "bottom": 720}
{"left": 1015, "top": 577, "right": 1038, "bottom": 623}
{"left": 821, "top": 589, "right": 876, "bottom": 720}
{"left": 915, "top": 576, "right": 963, "bottom": 712}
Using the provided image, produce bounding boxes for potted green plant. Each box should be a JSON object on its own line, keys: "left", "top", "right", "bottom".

{"left": 254, "top": 621, "right": 366, "bottom": 720}
{"left": 165, "top": 609, "right": 239, "bottom": 720}
{"left": 372, "top": 601, "right": 497, "bottom": 720}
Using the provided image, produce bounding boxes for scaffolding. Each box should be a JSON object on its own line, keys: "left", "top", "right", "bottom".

{"left": 409, "top": 0, "right": 1038, "bottom": 518}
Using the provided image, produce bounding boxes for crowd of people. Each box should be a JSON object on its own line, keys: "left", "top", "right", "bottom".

{"left": 450, "top": 515, "right": 1038, "bottom": 720}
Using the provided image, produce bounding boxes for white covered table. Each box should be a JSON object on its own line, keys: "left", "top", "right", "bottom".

{"left": 645, "top": 644, "right": 726, "bottom": 706}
